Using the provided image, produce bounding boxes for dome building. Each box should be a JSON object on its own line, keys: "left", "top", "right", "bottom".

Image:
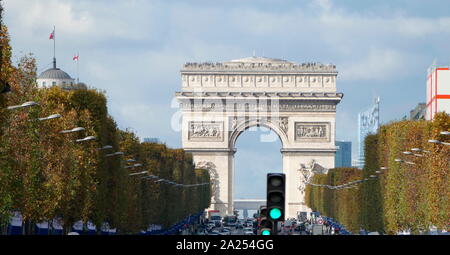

{"left": 37, "top": 58, "right": 75, "bottom": 88}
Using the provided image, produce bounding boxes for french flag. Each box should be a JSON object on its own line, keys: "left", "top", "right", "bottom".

{"left": 49, "top": 29, "right": 55, "bottom": 40}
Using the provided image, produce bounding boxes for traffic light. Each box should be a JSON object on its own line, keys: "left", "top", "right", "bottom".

{"left": 267, "top": 173, "right": 285, "bottom": 222}
{"left": 258, "top": 206, "right": 273, "bottom": 235}
{"left": 259, "top": 206, "right": 267, "bottom": 218}
{"left": 259, "top": 218, "right": 273, "bottom": 235}
{"left": 261, "top": 228, "right": 271, "bottom": 235}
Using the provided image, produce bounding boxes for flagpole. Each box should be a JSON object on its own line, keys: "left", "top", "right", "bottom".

{"left": 53, "top": 25, "right": 56, "bottom": 68}
{"left": 77, "top": 52, "right": 79, "bottom": 84}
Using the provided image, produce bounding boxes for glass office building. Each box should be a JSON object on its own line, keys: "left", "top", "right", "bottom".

{"left": 335, "top": 141, "right": 352, "bottom": 168}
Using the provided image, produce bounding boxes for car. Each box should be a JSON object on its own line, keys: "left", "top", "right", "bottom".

{"left": 220, "top": 228, "right": 231, "bottom": 235}
{"left": 244, "top": 230, "right": 254, "bottom": 235}
{"left": 196, "top": 230, "right": 207, "bottom": 235}
{"left": 209, "top": 230, "right": 220, "bottom": 235}
{"left": 295, "top": 223, "right": 306, "bottom": 232}
{"left": 243, "top": 227, "right": 253, "bottom": 234}
{"left": 222, "top": 228, "right": 231, "bottom": 234}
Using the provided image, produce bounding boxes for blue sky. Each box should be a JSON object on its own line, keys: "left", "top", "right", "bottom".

{"left": 4, "top": 0, "right": 450, "bottom": 199}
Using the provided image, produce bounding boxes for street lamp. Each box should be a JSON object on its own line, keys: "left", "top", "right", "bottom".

{"left": 76, "top": 136, "right": 96, "bottom": 143}
{"left": 395, "top": 158, "right": 415, "bottom": 165}
{"left": 428, "top": 139, "right": 450, "bottom": 146}
{"left": 403, "top": 150, "right": 423, "bottom": 157}
{"left": 97, "top": 145, "right": 113, "bottom": 150}
{"left": 129, "top": 170, "right": 148, "bottom": 176}
{"left": 125, "top": 163, "right": 142, "bottom": 169}
{"left": 105, "top": 151, "right": 124, "bottom": 157}
{"left": 60, "top": 127, "right": 85, "bottom": 134}
{"left": 37, "top": 113, "right": 62, "bottom": 121}
{"left": 411, "top": 148, "right": 430, "bottom": 153}
{"left": 142, "top": 175, "right": 158, "bottom": 180}
{"left": 7, "top": 101, "right": 39, "bottom": 110}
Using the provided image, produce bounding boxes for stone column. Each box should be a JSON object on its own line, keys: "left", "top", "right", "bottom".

{"left": 191, "top": 148, "right": 235, "bottom": 217}
{"left": 282, "top": 150, "right": 336, "bottom": 218}
{"left": 282, "top": 151, "right": 304, "bottom": 219}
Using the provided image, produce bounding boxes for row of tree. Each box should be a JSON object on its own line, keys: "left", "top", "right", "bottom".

{"left": 305, "top": 113, "right": 449, "bottom": 234}
{"left": 304, "top": 168, "right": 362, "bottom": 233}
{"left": 0, "top": 23, "right": 210, "bottom": 234}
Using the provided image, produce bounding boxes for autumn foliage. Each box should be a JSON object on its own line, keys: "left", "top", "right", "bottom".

{"left": 306, "top": 115, "right": 450, "bottom": 234}
{"left": 0, "top": 23, "right": 210, "bottom": 234}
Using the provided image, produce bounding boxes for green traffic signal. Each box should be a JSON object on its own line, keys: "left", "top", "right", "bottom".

{"left": 267, "top": 173, "right": 285, "bottom": 222}
{"left": 261, "top": 229, "right": 271, "bottom": 235}
{"left": 269, "top": 208, "right": 282, "bottom": 220}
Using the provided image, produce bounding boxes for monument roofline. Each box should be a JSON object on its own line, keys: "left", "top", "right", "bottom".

{"left": 175, "top": 91, "right": 343, "bottom": 99}
{"left": 181, "top": 56, "right": 337, "bottom": 73}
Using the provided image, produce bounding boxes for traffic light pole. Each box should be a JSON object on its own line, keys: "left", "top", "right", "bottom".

{"left": 272, "top": 222, "right": 277, "bottom": 235}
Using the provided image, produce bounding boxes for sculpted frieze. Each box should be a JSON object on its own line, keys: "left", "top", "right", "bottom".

{"left": 182, "top": 62, "right": 337, "bottom": 72}
{"left": 188, "top": 121, "right": 224, "bottom": 141}
{"left": 181, "top": 100, "right": 337, "bottom": 112}
{"left": 295, "top": 122, "right": 330, "bottom": 142}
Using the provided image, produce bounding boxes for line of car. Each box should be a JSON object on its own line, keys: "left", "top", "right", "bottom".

{"left": 199, "top": 218, "right": 256, "bottom": 235}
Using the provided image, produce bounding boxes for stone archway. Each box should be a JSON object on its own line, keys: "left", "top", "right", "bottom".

{"left": 228, "top": 117, "right": 288, "bottom": 149}
{"left": 176, "top": 57, "right": 343, "bottom": 217}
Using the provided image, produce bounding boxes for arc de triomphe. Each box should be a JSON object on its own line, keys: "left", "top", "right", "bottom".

{"left": 175, "top": 57, "right": 343, "bottom": 218}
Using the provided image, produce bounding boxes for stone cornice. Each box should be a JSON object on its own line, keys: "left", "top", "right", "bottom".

{"left": 181, "top": 62, "right": 337, "bottom": 73}
{"left": 280, "top": 148, "right": 338, "bottom": 153}
{"left": 184, "top": 148, "right": 237, "bottom": 154}
{"left": 175, "top": 91, "right": 344, "bottom": 99}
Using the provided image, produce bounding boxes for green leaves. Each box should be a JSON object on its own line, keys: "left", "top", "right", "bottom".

{"left": 306, "top": 114, "right": 450, "bottom": 234}
{"left": 0, "top": 56, "right": 211, "bottom": 234}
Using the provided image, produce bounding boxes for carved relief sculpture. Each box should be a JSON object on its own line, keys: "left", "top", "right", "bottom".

{"left": 189, "top": 121, "right": 224, "bottom": 141}
{"left": 295, "top": 122, "right": 330, "bottom": 142}
{"left": 279, "top": 117, "right": 288, "bottom": 134}
{"left": 231, "top": 116, "right": 238, "bottom": 130}
{"left": 196, "top": 161, "right": 220, "bottom": 203}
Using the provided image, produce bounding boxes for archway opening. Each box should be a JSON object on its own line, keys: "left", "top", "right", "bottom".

{"left": 233, "top": 126, "right": 282, "bottom": 220}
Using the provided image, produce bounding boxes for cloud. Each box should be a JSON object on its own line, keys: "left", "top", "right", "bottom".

{"left": 339, "top": 48, "right": 409, "bottom": 81}
{"left": 4, "top": 0, "right": 93, "bottom": 38}
{"left": 5, "top": 0, "right": 450, "bottom": 198}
